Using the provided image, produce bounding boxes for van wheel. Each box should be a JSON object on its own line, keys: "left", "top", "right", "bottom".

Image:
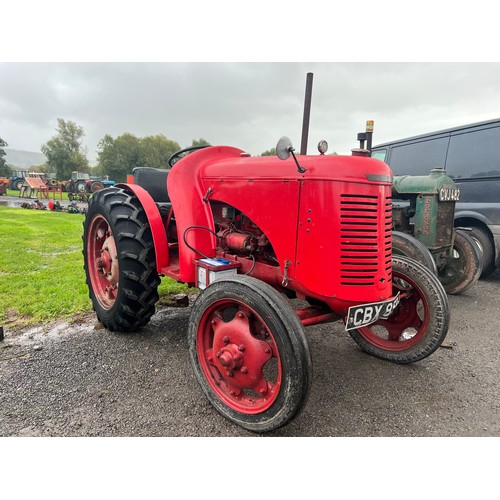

{"left": 468, "top": 226, "right": 495, "bottom": 278}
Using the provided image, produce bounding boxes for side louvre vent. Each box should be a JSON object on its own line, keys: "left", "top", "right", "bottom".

{"left": 339, "top": 193, "right": 392, "bottom": 286}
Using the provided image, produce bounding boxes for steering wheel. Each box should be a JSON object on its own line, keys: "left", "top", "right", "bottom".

{"left": 168, "top": 145, "right": 211, "bottom": 168}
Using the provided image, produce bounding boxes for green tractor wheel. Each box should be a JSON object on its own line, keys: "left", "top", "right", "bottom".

{"left": 392, "top": 231, "right": 437, "bottom": 275}
{"left": 437, "top": 229, "right": 481, "bottom": 295}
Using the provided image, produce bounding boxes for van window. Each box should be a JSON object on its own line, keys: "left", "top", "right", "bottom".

{"left": 446, "top": 127, "right": 500, "bottom": 179}
{"left": 371, "top": 149, "right": 387, "bottom": 162}
{"left": 389, "top": 137, "right": 449, "bottom": 175}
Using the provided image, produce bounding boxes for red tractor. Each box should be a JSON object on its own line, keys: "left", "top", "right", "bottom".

{"left": 82, "top": 139, "right": 450, "bottom": 432}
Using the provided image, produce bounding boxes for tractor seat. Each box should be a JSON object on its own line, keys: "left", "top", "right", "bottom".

{"left": 132, "top": 167, "right": 170, "bottom": 203}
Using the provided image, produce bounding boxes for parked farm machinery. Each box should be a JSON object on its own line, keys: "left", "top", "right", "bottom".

{"left": 82, "top": 136, "right": 450, "bottom": 432}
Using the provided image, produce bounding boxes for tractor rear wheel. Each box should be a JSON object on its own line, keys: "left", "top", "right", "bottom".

{"left": 91, "top": 181, "right": 105, "bottom": 193}
{"left": 83, "top": 187, "right": 160, "bottom": 332}
{"left": 438, "top": 229, "right": 481, "bottom": 295}
{"left": 188, "top": 275, "right": 312, "bottom": 432}
{"left": 392, "top": 231, "right": 437, "bottom": 275}
{"left": 348, "top": 255, "right": 449, "bottom": 364}
{"left": 75, "top": 180, "right": 87, "bottom": 193}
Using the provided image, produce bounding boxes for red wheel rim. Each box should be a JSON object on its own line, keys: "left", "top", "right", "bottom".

{"left": 357, "top": 269, "right": 430, "bottom": 351}
{"left": 87, "top": 214, "right": 119, "bottom": 310}
{"left": 197, "top": 299, "right": 282, "bottom": 414}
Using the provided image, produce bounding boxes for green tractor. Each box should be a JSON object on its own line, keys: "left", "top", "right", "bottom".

{"left": 391, "top": 169, "right": 481, "bottom": 294}
{"left": 358, "top": 122, "right": 481, "bottom": 295}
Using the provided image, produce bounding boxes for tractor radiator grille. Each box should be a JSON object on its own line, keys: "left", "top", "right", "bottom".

{"left": 339, "top": 193, "right": 392, "bottom": 286}
{"left": 435, "top": 202, "right": 455, "bottom": 248}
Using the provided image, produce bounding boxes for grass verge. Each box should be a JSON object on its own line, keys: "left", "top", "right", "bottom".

{"left": 0, "top": 206, "right": 193, "bottom": 329}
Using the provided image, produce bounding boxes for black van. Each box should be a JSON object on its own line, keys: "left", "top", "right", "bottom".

{"left": 372, "top": 118, "right": 500, "bottom": 277}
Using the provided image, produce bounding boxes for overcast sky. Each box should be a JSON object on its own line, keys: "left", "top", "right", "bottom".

{"left": 2, "top": 62, "right": 500, "bottom": 162}
{"left": 2, "top": 0, "right": 500, "bottom": 164}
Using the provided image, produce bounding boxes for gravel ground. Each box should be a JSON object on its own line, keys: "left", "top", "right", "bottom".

{"left": 3, "top": 267, "right": 498, "bottom": 499}
{"left": 1, "top": 269, "right": 499, "bottom": 438}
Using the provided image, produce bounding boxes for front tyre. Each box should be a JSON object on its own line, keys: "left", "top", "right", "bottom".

{"left": 188, "top": 275, "right": 312, "bottom": 432}
{"left": 82, "top": 187, "right": 160, "bottom": 332}
{"left": 348, "top": 255, "right": 449, "bottom": 364}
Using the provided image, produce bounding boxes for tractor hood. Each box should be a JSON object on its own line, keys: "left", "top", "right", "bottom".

{"left": 393, "top": 168, "right": 459, "bottom": 199}
{"left": 198, "top": 148, "right": 393, "bottom": 185}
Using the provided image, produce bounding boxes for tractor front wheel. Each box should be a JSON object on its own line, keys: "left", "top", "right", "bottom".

{"left": 188, "top": 275, "right": 312, "bottom": 432}
{"left": 438, "top": 229, "right": 481, "bottom": 295}
{"left": 83, "top": 187, "right": 160, "bottom": 332}
{"left": 348, "top": 255, "right": 449, "bottom": 364}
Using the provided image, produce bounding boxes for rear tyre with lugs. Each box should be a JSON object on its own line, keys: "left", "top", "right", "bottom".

{"left": 82, "top": 187, "right": 160, "bottom": 332}
{"left": 348, "top": 255, "right": 449, "bottom": 364}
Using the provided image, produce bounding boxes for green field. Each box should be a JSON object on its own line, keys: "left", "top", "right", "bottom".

{"left": 0, "top": 206, "right": 192, "bottom": 328}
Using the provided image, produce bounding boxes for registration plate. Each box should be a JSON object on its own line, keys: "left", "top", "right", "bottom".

{"left": 345, "top": 293, "right": 400, "bottom": 331}
{"left": 439, "top": 187, "right": 460, "bottom": 201}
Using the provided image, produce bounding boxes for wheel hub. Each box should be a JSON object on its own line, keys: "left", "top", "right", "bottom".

{"left": 218, "top": 344, "right": 244, "bottom": 371}
{"left": 209, "top": 311, "right": 273, "bottom": 397}
{"left": 99, "top": 236, "right": 118, "bottom": 287}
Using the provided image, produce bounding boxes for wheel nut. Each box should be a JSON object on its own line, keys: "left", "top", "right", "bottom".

{"left": 226, "top": 370, "right": 233, "bottom": 377}
{"left": 265, "top": 347, "right": 271, "bottom": 354}
{"left": 259, "top": 388, "right": 266, "bottom": 395}
{"left": 241, "top": 366, "right": 248, "bottom": 374}
{"left": 238, "top": 312, "right": 245, "bottom": 319}
{"left": 238, "top": 344, "right": 245, "bottom": 352}
{"left": 223, "top": 336, "right": 230, "bottom": 344}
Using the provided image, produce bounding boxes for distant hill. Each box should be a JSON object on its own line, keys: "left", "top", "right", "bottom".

{"left": 5, "top": 149, "right": 47, "bottom": 168}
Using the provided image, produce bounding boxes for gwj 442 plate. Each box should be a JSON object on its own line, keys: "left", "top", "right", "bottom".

{"left": 345, "top": 292, "right": 401, "bottom": 331}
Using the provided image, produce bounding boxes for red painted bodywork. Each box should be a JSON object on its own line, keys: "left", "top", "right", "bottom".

{"left": 124, "top": 145, "right": 394, "bottom": 316}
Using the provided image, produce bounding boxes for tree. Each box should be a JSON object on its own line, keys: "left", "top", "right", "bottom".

{"left": 0, "top": 137, "right": 10, "bottom": 177}
{"left": 260, "top": 148, "right": 276, "bottom": 156}
{"left": 191, "top": 138, "right": 210, "bottom": 147}
{"left": 140, "top": 134, "right": 180, "bottom": 170}
{"left": 97, "top": 133, "right": 142, "bottom": 182}
{"left": 41, "top": 119, "right": 89, "bottom": 180}
{"left": 97, "top": 133, "right": 182, "bottom": 182}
